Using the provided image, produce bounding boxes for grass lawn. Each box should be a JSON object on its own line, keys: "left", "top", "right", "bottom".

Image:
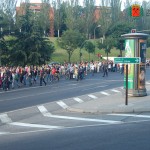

{"left": 49, "top": 37, "right": 150, "bottom": 63}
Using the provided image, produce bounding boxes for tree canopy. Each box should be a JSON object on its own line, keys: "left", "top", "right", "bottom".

{"left": 0, "top": 0, "right": 150, "bottom": 65}
{"left": 57, "top": 29, "right": 85, "bottom": 62}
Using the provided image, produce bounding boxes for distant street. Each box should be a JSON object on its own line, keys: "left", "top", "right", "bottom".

{"left": 0, "top": 70, "right": 125, "bottom": 113}
{"left": 0, "top": 68, "right": 150, "bottom": 113}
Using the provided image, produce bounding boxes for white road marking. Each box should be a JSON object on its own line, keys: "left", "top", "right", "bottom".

{"left": 108, "top": 114, "right": 150, "bottom": 118}
{"left": 100, "top": 92, "right": 110, "bottom": 96}
{"left": 2, "top": 119, "right": 150, "bottom": 136}
{"left": 73, "top": 97, "right": 84, "bottom": 103}
{"left": 45, "top": 113, "right": 122, "bottom": 124}
{"left": 37, "top": 105, "right": 51, "bottom": 115}
{"left": 0, "top": 114, "right": 12, "bottom": 123}
{"left": 88, "top": 94, "right": 97, "bottom": 99}
{"left": 38, "top": 105, "right": 121, "bottom": 124}
{"left": 111, "top": 89, "right": 120, "bottom": 93}
{"left": 10, "top": 122, "right": 63, "bottom": 129}
{"left": 0, "top": 132, "right": 9, "bottom": 135}
{"left": 146, "top": 82, "right": 150, "bottom": 85}
{"left": 56, "top": 101, "right": 68, "bottom": 109}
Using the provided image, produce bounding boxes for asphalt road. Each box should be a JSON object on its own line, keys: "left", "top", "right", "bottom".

{"left": 0, "top": 68, "right": 150, "bottom": 150}
{"left": 0, "top": 71, "right": 124, "bottom": 113}
{"left": 1, "top": 67, "right": 150, "bottom": 114}
{"left": 0, "top": 115, "right": 150, "bottom": 150}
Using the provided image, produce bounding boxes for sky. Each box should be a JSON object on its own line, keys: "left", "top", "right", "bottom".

{"left": 17, "top": 0, "right": 149, "bottom": 10}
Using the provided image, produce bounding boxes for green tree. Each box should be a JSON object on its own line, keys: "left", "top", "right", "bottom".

{"left": 110, "top": 0, "right": 122, "bottom": 25}
{"left": 0, "top": 10, "right": 10, "bottom": 66}
{"left": 57, "top": 29, "right": 85, "bottom": 62}
{"left": 64, "top": 0, "right": 81, "bottom": 30}
{"left": 38, "top": 0, "right": 51, "bottom": 37}
{"left": 83, "top": 0, "right": 95, "bottom": 38}
{"left": 103, "top": 38, "right": 113, "bottom": 60}
{"left": 84, "top": 41, "right": 95, "bottom": 61}
{"left": 98, "top": 0, "right": 112, "bottom": 40}
{"left": 97, "top": 37, "right": 115, "bottom": 60}
{"left": 12, "top": 3, "right": 55, "bottom": 66}
{"left": 106, "top": 21, "right": 133, "bottom": 56}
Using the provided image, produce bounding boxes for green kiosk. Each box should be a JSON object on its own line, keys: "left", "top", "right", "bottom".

{"left": 121, "top": 33, "right": 149, "bottom": 97}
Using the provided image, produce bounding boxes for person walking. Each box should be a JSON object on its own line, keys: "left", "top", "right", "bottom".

{"left": 102, "top": 61, "right": 108, "bottom": 77}
{"left": 90, "top": 62, "right": 95, "bottom": 76}
{"left": 40, "top": 68, "right": 46, "bottom": 86}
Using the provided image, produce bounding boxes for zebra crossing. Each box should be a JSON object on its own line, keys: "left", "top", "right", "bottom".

{"left": 0, "top": 84, "right": 150, "bottom": 135}
{"left": 47, "top": 87, "right": 123, "bottom": 110}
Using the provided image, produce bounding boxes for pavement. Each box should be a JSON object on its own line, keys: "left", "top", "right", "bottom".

{"left": 68, "top": 87, "right": 150, "bottom": 114}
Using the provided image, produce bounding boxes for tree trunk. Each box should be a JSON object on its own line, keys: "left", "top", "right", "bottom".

{"left": 68, "top": 52, "right": 71, "bottom": 63}
{"left": 107, "top": 52, "right": 108, "bottom": 61}
{"left": 120, "top": 49, "right": 122, "bottom": 57}
{"left": 89, "top": 53, "right": 90, "bottom": 62}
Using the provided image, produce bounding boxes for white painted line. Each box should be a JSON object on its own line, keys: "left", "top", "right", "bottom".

{"left": 73, "top": 97, "right": 84, "bottom": 103}
{"left": 146, "top": 82, "right": 150, "bottom": 85}
{"left": 108, "top": 114, "right": 150, "bottom": 118}
{"left": 37, "top": 105, "right": 51, "bottom": 115}
{"left": 88, "top": 95, "right": 97, "bottom": 99}
{"left": 0, "top": 132, "right": 9, "bottom": 135}
{"left": 45, "top": 114, "right": 122, "bottom": 124}
{"left": 111, "top": 89, "right": 120, "bottom": 93}
{"left": 56, "top": 101, "right": 68, "bottom": 109}
{"left": 0, "top": 114, "right": 12, "bottom": 123}
{"left": 100, "top": 92, "right": 110, "bottom": 96}
{"left": 10, "top": 122, "right": 64, "bottom": 129}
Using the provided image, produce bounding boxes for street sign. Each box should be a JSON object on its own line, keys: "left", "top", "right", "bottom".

{"left": 114, "top": 57, "right": 141, "bottom": 64}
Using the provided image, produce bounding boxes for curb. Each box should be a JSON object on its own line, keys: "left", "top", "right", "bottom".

{"left": 67, "top": 106, "right": 150, "bottom": 114}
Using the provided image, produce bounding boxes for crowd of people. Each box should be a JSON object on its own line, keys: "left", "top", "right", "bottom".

{"left": 0, "top": 60, "right": 124, "bottom": 91}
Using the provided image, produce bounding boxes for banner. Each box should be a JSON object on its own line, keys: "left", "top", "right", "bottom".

{"left": 138, "top": 40, "right": 146, "bottom": 89}
{"left": 124, "top": 39, "right": 135, "bottom": 89}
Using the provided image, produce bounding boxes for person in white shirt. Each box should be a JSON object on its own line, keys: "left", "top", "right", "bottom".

{"left": 90, "top": 63, "right": 95, "bottom": 76}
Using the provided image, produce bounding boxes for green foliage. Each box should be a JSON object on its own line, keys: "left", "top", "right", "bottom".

{"left": 84, "top": 41, "right": 95, "bottom": 53}
{"left": 57, "top": 29, "right": 85, "bottom": 62}
{"left": 105, "top": 22, "right": 133, "bottom": 51}
{"left": 84, "top": 41, "right": 95, "bottom": 61}
{"left": 97, "top": 37, "right": 115, "bottom": 52}
{"left": 0, "top": 4, "right": 55, "bottom": 66}
{"left": 106, "top": 22, "right": 133, "bottom": 38}
{"left": 0, "top": 0, "right": 150, "bottom": 65}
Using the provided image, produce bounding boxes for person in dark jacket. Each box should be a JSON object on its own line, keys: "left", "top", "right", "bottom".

{"left": 102, "top": 61, "right": 108, "bottom": 77}
{"left": 40, "top": 68, "right": 46, "bottom": 86}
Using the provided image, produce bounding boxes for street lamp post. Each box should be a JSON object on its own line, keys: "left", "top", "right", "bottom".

{"left": 94, "top": 25, "right": 101, "bottom": 39}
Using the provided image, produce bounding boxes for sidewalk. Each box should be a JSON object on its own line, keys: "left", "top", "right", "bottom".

{"left": 68, "top": 90, "right": 150, "bottom": 114}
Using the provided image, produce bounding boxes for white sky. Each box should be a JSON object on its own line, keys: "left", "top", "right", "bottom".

{"left": 17, "top": 0, "right": 149, "bottom": 10}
